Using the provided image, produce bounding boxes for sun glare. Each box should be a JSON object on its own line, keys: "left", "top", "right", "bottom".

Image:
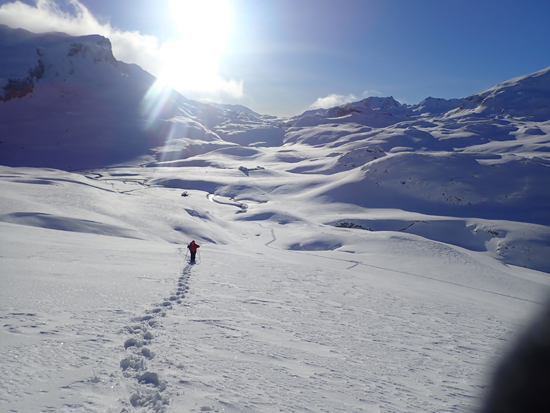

{"left": 158, "top": 0, "right": 234, "bottom": 95}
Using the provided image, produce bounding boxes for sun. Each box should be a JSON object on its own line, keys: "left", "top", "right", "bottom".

{"left": 158, "top": 0, "right": 234, "bottom": 95}
{"left": 169, "top": 0, "right": 232, "bottom": 45}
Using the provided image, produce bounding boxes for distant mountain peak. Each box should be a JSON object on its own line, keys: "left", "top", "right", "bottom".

{"left": 449, "top": 66, "right": 550, "bottom": 121}
{"left": 293, "top": 66, "right": 550, "bottom": 127}
{"left": 358, "top": 96, "right": 402, "bottom": 109}
{"left": 410, "top": 96, "right": 464, "bottom": 115}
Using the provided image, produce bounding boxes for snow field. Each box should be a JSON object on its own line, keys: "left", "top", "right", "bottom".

{"left": 148, "top": 247, "right": 541, "bottom": 412}
{"left": 1, "top": 165, "right": 549, "bottom": 412}
{"left": 0, "top": 223, "right": 179, "bottom": 412}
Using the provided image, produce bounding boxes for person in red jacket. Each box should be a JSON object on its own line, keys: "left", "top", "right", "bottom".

{"left": 187, "top": 240, "right": 200, "bottom": 263}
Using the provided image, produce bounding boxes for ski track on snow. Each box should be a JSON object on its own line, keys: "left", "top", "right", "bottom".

{"left": 294, "top": 251, "right": 540, "bottom": 305}
{"left": 261, "top": 224, "right": 542, "bottom": 305}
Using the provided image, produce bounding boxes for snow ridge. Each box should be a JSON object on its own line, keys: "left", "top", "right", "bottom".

{"left": 448, "top": 66, "right": 550, "bottom": 121}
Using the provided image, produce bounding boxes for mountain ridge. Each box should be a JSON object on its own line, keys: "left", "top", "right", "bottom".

{"left": 290, "top": 66, "right": 550, "bottom": 127}
{"left": 0, "top": 26, "right": 549, "bottom": 232}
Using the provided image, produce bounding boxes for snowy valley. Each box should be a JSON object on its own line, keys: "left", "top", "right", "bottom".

{"left": 1, "top": 26, "right": 550, "bottom": 412}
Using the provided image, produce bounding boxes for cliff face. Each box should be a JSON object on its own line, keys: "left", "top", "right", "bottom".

{"left": 0, "top": 25, "right": 127, "bottom": 102}
{"left": 0, "top": 27, "right": 161, "bottom": 169}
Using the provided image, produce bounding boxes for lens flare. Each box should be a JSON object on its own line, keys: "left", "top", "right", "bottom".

{"left": 141, "top": 0, "right": 239, "bottom": 163}
{"left": 158, "top": 0, "right": 235, "bottom": 95}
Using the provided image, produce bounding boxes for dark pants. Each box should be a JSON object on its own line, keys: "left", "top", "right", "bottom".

{"left": 190, "top": 251, "right": 196, "bottom": 262}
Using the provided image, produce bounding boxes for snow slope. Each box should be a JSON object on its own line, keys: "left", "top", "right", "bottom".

{"left": 447, "top": 66, "right": 550, "bottom": 121}
{"left": 1, "top": 26, "right": 550, "bottom": 412}
{"left": 1, "top": 165, "right": 549, "bottom": 413}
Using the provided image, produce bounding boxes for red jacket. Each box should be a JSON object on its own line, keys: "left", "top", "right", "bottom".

{"left": 188, "top": 241, "right": 199, "bottom": 252}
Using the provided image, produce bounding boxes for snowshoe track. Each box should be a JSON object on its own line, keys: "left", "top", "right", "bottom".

{"left": 118, "top": 262, "right": 193, "bottom": 412}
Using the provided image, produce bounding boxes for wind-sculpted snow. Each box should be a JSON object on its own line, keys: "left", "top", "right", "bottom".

{"left": 284, "top": 123, "right": 373, "bottom": 145}
{"left": 328, "top": 218, "right": 550, "bottom": 275}
{"left": 338, "top": 152, "right": 550, "bottom": 225}
{"left": 0, "top": 211, "right": 144, "bottom": 239}
{"left": 215, "top": 124, "right": 285, "bottom": 147}
{"left": 235, "top": 209, "right": 305, "bottom": 225}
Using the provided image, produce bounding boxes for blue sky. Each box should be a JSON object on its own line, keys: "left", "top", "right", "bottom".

{"left": 0, "top": 0, "right": 549, "bottom": 117}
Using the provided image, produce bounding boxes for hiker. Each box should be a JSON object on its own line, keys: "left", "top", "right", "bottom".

{"left": 187, "top": 240, "right": 200, "bottom": 263}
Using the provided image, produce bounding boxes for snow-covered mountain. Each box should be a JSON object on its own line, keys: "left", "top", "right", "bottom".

{"left": 411, "top": 96, "right": 464, "bottom": 115}
{"left": 0, "top": 24, "right": 282, "bottom": 169}
{"left": 290, "top": 67, "right": 550, "bottom": 127}
{"left": 447, "top": 67, "right": 550, "bottom": 121}
{"left": 1, "top": 26, "right": 550, "bottom": 412}
{"left": 0, "top": 24, "right": 549, "bottom": 265}
{"left": 0, "top": 25, "right": 163, "bottom": 168}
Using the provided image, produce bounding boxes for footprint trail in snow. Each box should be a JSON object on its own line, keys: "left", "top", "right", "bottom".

{"left": 119, "top": 262, "right": 193, "bottom": 412}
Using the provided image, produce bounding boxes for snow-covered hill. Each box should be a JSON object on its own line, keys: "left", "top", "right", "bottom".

{"left": 281, "top": 68, "right": 550, "bottom": 232}
{"left": 1, "top": 26, "right": 550, "bottom": 412}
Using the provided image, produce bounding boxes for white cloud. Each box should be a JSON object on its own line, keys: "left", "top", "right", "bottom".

{"left": 309, "top": 93, "right": 358, "bottom": 110}
{"left": 0, "top": 0, "right": 161, "bottom": 74}
{"left": 0, "top": 0, "right": 97, "bottom": 34}
{"left": 0, "top": 0, "right": 243, "bottom": 98}
{"left": 218, "top": 78, "right": 244, "bottom": 99}
{"left": 362, "top": 89, "right": 382, "bottom": 98}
